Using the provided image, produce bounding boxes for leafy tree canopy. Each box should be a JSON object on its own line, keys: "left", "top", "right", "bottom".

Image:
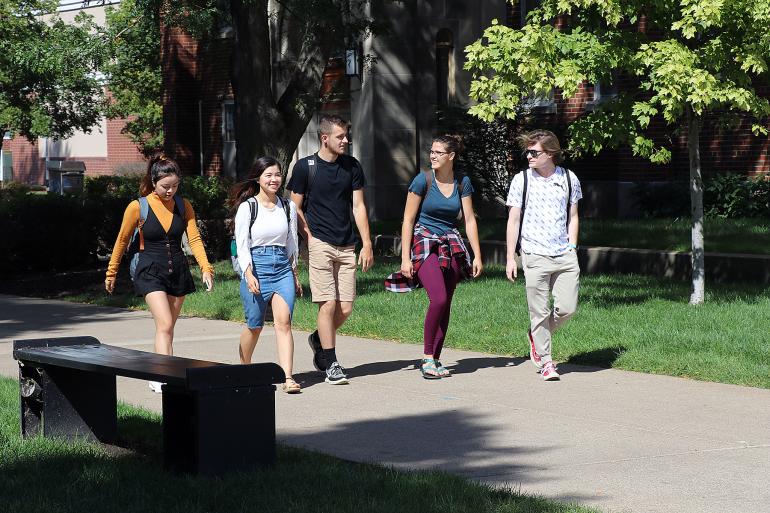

{"left": 0, "top": 0, "right": 104, "bottom": 146}
{"left": 102, "top": 0, "right": 163, "bottom": 156}
{"left": 465, "top": 0, "right": 770, "bottom": 162}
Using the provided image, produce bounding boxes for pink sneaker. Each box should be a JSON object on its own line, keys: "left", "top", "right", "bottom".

{"left": 528, "top": 330, "right": 543, "bottom": 369}
{"left": 541, "top": 361, "right": 560, "bottom": 381}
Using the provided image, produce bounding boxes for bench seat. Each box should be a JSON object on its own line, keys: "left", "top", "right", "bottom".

{"left": 13, "top": 336, "right": 284, "bottom": 475}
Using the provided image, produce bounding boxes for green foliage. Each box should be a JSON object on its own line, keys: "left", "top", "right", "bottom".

{"left": 634, "top": 174, "right": 770, "bottom": 218}
{"left": 436, "top": 106, "right": 518, "bottom": 205}
{"left": 464, "top": 0, "right": 770, "bottom": 162}
{"left": 704, "top": 173, "right": 770, "bottom": 218}
{"left": 101, "top": 0, "right": 163, "bottom": 155}
{"left": 0, "top": 0, "right": 104, "bottom": 146}
{"left": 0, "top": 193, "right": 100, "bottom": 272}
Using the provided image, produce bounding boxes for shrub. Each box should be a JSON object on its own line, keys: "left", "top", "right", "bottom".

{"left": 704, "top": 173, "right": 770, "bottom": 218}
{"left": 635, "top": 174, "right": 770, "bottom": 218}
{"left": 0, "top": 193, "right": 100, "bottom": 273}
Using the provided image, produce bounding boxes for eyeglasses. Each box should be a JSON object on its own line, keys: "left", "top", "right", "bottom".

{"left": 523, "top": 149, "right": 547, "bottom": 159}
{"left": 429, "top": 150, "right": 451, "bottom": 157}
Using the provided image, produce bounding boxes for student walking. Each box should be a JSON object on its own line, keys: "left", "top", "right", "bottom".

{"left": 288, "top": 114, "right": 373, "bottom": 385}
{"left": 105, "top": 154, "right": 214, "bottom": 393}
{"left": 385, "top": 134, "right": 483, "bottom": 379}
{"left": 231, "top": 157, "right": 302, "bottom": 394}
{"left": 505, "top": 130, "right": 582, "bottom": 381}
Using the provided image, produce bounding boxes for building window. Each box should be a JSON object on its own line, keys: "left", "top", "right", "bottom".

{"left": 436, "top": 28, "right": 455, "bottom": 112}
{"left": 222, "top": 101, "right": 235, "bottom": 142}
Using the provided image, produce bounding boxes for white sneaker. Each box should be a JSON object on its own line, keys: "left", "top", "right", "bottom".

{"left": 148, "top": 381, "right": 164, "bottom": 393}
{"left": 541, "top": 362, "right": 560, "bottom": 381}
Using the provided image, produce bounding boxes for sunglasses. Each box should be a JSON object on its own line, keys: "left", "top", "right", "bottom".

{"left": 523, "top": 149, "right": 547, "bottom": 159}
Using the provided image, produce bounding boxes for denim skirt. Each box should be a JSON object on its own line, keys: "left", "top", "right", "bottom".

{"left": 239, "top": 245, "right": 295, "bottom": 328}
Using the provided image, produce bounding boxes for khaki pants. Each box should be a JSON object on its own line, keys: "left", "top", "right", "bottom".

{"left": 522, "top": 251, "right": 580, "bottom": 364}
{"left": 308, "top": 238, "right": 357, "bottom": 303}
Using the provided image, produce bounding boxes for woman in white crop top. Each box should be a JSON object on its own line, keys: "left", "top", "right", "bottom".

{"left": 230, "top": 156, "right": 302, "bottom": 393}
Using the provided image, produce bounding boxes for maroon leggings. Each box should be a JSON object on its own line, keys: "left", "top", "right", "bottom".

{"left": 416, "top": 252, "right": 462, "bottom": 359}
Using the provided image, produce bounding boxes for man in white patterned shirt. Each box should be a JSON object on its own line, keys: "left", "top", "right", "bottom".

{"left": 505, "top": 130, "right": 582, "bottom": 381}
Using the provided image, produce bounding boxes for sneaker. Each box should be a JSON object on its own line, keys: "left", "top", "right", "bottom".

{"left": 148, "top": 381, "right": 164, "bottom": 393}
{"left": 528, "top": 329, "right": 543, "bottom": 369}
{"left": 325, "top": 361, "right": 349, "bottom": 385}
{"left": 541, "top": 362, "right": 560, "bottom": 381}
{"left": 308, "top": 330, "right": 325, "bottom": 371}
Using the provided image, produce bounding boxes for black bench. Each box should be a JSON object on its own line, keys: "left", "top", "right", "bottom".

{"left": 12, "top": 336, "right": 285, "bottom": 476}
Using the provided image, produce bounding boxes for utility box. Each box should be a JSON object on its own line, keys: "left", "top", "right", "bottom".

{"left": 0, "top": 150, "right": 12, "bottom": 182}
{"left": 48, "top": 160, "right": 86, "bottom": 195}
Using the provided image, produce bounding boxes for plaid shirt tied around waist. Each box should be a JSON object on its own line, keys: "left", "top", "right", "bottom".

{"left": 384, "top": 224, "right": 472, "bottom": 293}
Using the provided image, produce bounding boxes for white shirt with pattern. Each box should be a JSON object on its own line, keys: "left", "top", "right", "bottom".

{"left": 506, "top": 167, "right": 582, "bottom": 256}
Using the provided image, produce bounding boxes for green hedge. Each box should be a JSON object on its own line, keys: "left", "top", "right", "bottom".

{"left": 635, "top": 173, "right": 770, "bottom": 218}
{"left": 0, "top": 175, "right": 232, "bottom": 274}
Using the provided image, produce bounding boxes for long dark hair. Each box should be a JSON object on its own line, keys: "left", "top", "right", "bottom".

{"left": 140, "top": 154, "right": 181, "bottom": 196}
{"left": 228, "top": 156, "right": 283, "bottom": 214}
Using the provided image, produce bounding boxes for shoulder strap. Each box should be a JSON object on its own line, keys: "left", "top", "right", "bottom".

{"left": 565, "top": 167, "right": 572, "bottom": 228}
{"left": 516, "top": 170, "right": 529, "bottom": 255}
{"left": 307, "top": 154, "right": 317, "bottom": 195}
{"left": 173, "top": 195, "right": 185, "bottom": 218}
{"left": 247, "top": 197, "right": 258, "bottom": 232}
{"left": 280, "top": 196, "right": 291, "bottom": 224}
{"left": 417, "top": 170, "right": 433, "bottom": 214}
{"left": 137, "top": 197, "right": 149, "bottom": 251}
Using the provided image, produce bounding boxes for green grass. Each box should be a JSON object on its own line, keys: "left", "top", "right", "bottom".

{"left": 372, "top": 217, "right": 770, "bottom": 255}
{"left": 0, "top": 377, "right": 597, "bottom": 513}
{"left": 68, "top": 260, "right": 770, "bottom": 389}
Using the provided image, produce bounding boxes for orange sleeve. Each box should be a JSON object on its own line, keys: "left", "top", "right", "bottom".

{"left": 106, "top": 200, "right": 141, "bottom": 280}
{"left": 183, "top": 199, "right": 214, "bottom": 275}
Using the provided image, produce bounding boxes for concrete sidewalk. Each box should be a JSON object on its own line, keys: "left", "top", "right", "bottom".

{"left": 1, "top": 294, "right": 768, "bottom": 513}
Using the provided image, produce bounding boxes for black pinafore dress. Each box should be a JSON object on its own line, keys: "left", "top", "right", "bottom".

{"left": 132, "top": 200, "right": 196, "bottom": 297}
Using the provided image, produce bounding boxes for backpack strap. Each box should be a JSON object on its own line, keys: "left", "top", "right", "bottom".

{"left": 565, "top": 167, "right": 572, "bottom": 228}
{"left": 280, "top": 196, "right": 291, "bottom": 225}
{"left": 302, "top": 154, "right": 317, "bottom": 211}
{"left": 137, "top": 196, "right": 149, "bottom": 251}
{"left": 417, "top": 169, "right": 433, "bottom": 215}
{"left": 515, "top": 170, "right": 529, "bottom": 256}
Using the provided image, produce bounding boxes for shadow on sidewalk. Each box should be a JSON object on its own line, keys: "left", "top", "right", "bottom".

{"left": 560, "top": 346, "right": 626, "bottom": 375}
{"left": 448, "top": 356, "right": 526, "bottom": 375}
{"left": 0, "top": 294, "right": 147, "bottom": 342}
{"left": 282, "top": 408, "right": 562, "bottom": 490}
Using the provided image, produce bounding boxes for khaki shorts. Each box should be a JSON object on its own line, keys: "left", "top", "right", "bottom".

{"left": 308, "top": 238, "right": 357, "bottom": 303}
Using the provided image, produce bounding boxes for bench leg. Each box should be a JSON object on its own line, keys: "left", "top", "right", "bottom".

{"left": 19, "top": 364, "right": 117, "bottom": 443}
{"left": 162, "top": 385, "right": 276, "bottom": 475}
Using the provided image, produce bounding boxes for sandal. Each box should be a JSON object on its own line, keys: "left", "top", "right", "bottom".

{"left": 281, "top": 377, "right": 301, "bottom": 394}
{"left": 420, "top": 359, "right": 441, "bottom": 380}
{"left": 434, "top": 360, "right": 451, "bottom": 377}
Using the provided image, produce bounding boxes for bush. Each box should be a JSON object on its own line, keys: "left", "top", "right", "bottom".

{"left": 635, "top": 174, "right": 770, "bottom": 218}
{"left": 436, "top": 106, "right": 518, "bottom": 206}
{"left": 0, "top": 193, "right": 100, "bottom": 273}
{"left": 704, "top": 173, "right": 770, "bottom": 218}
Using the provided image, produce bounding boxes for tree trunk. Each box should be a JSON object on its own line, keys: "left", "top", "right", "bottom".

{"left": 230, "top": 0, "right": 275, "bottom": 179}
{"left": 229, "top": 0, "right": 330, "bottom": 179}
{"left": 688, "top": 106, "right": 705, "bottom": 305}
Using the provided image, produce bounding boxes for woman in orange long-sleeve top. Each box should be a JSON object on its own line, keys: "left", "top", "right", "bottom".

{"left": 105, "top": 154, "right": 214, "bottom": 392}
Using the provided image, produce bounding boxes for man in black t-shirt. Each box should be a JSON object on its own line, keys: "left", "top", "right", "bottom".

{"left": 288, "top": 114, "right": 373, "bottom": 385}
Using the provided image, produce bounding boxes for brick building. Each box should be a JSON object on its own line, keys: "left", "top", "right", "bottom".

{"left": 1, "top": 0, "right": 146, "bottom": 186}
